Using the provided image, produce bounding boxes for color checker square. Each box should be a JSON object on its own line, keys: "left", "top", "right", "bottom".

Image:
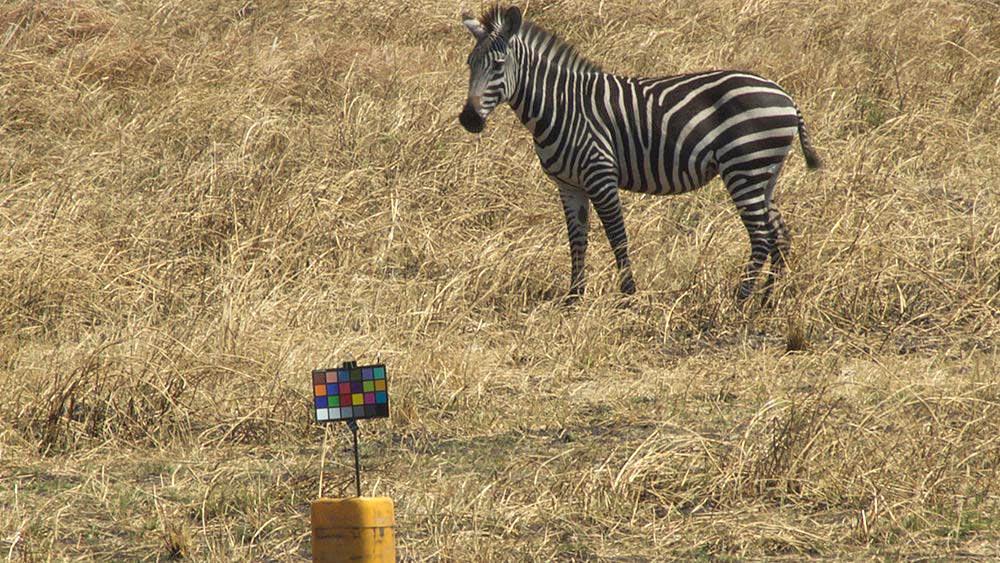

{"left": 312, "top": 364, "right": 389, "bottom": 423}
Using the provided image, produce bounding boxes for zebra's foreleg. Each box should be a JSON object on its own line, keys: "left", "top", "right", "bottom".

{"left": 557, "top": 182, "right": 591, "bottom": 300}
{"left": 588, "top": 185, "right": 636, "bottom": 296}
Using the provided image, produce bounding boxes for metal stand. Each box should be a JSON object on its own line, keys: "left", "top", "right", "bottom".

{"left": 347, "top": 418, "right": 361, "bottom": 497}
{"left": 343, "top": 361, "right": 362, "bottom": 497}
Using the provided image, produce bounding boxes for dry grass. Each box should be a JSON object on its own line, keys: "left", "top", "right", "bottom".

{"left": 1, "top": 0, "right": 999, "bottom": 560}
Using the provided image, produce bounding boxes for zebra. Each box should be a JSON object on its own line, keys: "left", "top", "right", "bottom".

{"left": 459, "top": 6, "right": 822, "bottom": 303}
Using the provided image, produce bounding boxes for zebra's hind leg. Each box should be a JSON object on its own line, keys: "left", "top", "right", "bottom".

{"left": 728, "top": 177, "right": 775, "bottom": 302}
{"left": 760, "top": 206, "right": 791, "bottom": 304}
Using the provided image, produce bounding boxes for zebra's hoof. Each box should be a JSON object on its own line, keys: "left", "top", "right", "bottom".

{"left": 620, "top": 278, "right": 636, "bottom": 295}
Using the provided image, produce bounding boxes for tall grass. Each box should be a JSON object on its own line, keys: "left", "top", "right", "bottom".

{"left": 1, "top": 0, "right": 998, "bottom": 559}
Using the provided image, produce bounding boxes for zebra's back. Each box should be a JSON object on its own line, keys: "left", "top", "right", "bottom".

{"left": 592, "top": 70, "right": 799, "bottom": 195}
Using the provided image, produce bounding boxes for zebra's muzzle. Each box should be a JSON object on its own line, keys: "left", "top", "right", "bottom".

{"left": 459, "top": 103, "right": 485, "bottom": 133}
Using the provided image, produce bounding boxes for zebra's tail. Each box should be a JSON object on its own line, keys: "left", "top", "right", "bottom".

{"left": 796, "top": 109, "right": 822, "bottom": 170}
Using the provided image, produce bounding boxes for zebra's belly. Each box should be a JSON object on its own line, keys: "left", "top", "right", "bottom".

{"left": 618, "top": 151, "right": 719, "bottom": 195}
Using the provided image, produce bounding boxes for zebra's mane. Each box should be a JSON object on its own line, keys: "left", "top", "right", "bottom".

{"left": 480, "top": 6, "right": 603, "bottom": 74}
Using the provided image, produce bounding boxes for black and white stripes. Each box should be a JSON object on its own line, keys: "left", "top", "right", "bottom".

{"left": 461, "top": 6, "right": 821, "bottom": 301}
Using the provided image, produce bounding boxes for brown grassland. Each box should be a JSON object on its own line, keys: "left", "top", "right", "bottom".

{"left": 2, "top": 0, "right": 999, "bottom": 560}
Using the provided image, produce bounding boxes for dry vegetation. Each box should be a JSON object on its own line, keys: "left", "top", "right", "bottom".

{"left": 1, "top": 0, "right": 999, "bottom": 560}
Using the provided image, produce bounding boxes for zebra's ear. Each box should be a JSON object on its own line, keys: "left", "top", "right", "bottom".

{"left": 462, "top": 12, "right": 488, "bottom": 40}
{"left": 501, "top": 6, "right": 522, "bottom": 36}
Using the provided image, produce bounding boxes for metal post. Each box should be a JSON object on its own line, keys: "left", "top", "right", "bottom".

{"left": 348, "top": 418, "right": 361, "bottom": 497}
{"left": 343, "top": 360, "right": 361, "bottom": 497}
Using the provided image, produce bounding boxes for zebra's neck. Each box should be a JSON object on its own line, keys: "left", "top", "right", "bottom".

{"left": 507, "top": 24, "right": 602, "bottom": 137}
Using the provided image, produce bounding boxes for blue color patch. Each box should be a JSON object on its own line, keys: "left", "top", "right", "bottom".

{"left": 375, "top": 391, "right": 387, "bottom": 404}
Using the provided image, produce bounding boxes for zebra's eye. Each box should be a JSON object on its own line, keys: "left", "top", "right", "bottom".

{"left": 492, "top": 59, "right": 504, "bottom": 71}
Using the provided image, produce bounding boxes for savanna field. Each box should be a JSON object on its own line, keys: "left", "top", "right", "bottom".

{"left": 1, "top": 0, "right": 999, "bottom": 560}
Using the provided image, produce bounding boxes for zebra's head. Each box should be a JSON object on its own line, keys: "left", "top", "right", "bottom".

{"left": 459, "top": 6, "right": 522, "bottom": 133}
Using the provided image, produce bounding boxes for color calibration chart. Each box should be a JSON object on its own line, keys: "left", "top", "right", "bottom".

{"left": 312, "top": 364, "right": 389, "bottom": 422}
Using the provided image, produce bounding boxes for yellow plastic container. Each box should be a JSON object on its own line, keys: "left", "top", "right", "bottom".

{"left": 311, "top": 497, "right": 395, "bottom": 562}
